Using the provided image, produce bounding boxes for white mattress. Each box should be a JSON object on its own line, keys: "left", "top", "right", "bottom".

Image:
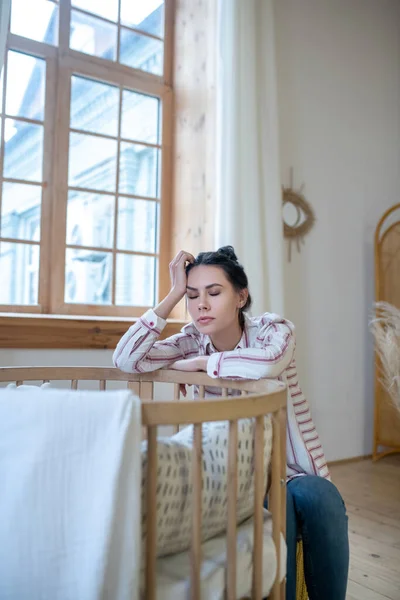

{"left": 142, "top": 509, "right": 286, "bottom": 600}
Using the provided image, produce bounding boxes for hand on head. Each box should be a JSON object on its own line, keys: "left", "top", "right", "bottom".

{"left": 169, "top": 250, "right": 195, "bottom": 299}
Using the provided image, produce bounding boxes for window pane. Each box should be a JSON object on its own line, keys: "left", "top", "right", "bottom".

{"left": 116, "top": 254, "right": 155, "bottom": 306}
{"left": 119, "top": 142, "right": 159, "bottom": 197}
{"left": 68, "top": 132, "right": 117, "bottom": 192}
{"left": 72, "top": 0, "right": 118, "bottom": 23}
{"left": 67, "top": 191, "right": 114, "bottom": 249}
{"left": 120, "top": 0, "right": 164, "bottom": 38}
{"left": 121, "top": 90, "right": 160, "bottom": 144}
{"left": 10, "top": 0, "right": 58, "bottom": 45}
{"left": 117, "top": 198, "right": 157, "bottom": 253}
{"left": 6, "top": 51, "right": 46, "bottom": 121}
{"left": 65, "top": 248, "right": 112, "bottom": 304}
{"left": 70, "top": 76, "right": 119, "bottom": 137}
{"left": 120, "top": 29, "right": 163, "bottom": 76}
{"left": 1, "top": 182, "right": 42, "bottom": 241}
{"left": 70, "top": 10, "right": 117, "bottom": 61}
{"left": 0, "top": 241, "right": 39, "bottom": 304}
{"left": 4, "top": 119, "right": 44, "bottom": 182}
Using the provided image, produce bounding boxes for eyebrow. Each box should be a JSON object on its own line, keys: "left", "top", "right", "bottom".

{"left": 186, "top": 284, "right": 223, "bottom": 291}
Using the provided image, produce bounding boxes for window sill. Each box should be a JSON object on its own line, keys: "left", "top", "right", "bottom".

{"left": 0, "top": 313, "right": 187, "bottom": 350}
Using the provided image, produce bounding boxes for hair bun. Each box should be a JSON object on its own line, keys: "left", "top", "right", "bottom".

{"left": 217, "top": 245, "right": 238, "bottom": 263}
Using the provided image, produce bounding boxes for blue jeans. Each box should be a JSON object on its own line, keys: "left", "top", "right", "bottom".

{"left": 285, "top": 475, "right": 349, "bottom": 600}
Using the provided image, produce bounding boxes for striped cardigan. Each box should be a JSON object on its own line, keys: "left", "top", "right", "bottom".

{"left": 113, "top": 309, "right": 330, "bottom": 481}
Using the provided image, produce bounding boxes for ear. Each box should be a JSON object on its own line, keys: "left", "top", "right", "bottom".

{"left": 238, "top": 289, "right": 248, "bottom": 308}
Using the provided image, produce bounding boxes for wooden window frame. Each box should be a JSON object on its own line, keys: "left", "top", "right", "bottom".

{"left": 0, "top": 0, "right": 175, "bottom": 332}
{"left": 0, "top": 311, "right": 184, "bottom": 349}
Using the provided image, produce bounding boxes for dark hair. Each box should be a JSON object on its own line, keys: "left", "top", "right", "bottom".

{"left": 186, "top": 246, "right": 252, "bottom": 329}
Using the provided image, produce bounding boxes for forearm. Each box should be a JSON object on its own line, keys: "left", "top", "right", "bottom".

{"left": 153, "top": 290, "right": 183, "bottom": 320}
{"left": 169, "top": 356, "right": 208, "bottom": 372}
{"left": 207, "top": 340, "right": 295, "bottom": 380}
{"left": 113, "top": 307, "right": 198, "bottom": 373}
{"left": 113, "top": 310, "right": 167, "bottom": 372}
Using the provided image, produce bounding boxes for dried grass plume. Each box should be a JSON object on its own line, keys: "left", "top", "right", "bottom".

{"left": 370, "top": 302, "right": 400, "bottom": 414}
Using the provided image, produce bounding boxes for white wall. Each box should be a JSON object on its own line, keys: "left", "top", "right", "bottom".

{"left": 275, "top": 0, "right": 400, "bottom": 460}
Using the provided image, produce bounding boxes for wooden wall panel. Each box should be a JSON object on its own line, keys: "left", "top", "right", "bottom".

{"left": 170, "top": 0, "right": 217, "bottom": 318}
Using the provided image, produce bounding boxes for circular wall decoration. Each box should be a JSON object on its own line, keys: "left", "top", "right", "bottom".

{"left": 282, "top": 169, "right": 315, "bottom": 261}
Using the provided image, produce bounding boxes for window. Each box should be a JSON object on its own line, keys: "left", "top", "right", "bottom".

{"left": 0, "top": 0, "right": 173, "bottom": 317}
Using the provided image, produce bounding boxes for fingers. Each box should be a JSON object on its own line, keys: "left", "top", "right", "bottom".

{"left": 170, "top": 250, "right": 195, "bottom": 268}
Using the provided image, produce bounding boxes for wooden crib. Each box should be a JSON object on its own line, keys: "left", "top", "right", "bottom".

{"left": 0, "top": 366, "right": 287, "bottom": 600}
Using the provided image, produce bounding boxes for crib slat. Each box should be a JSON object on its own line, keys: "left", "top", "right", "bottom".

{"left": 269, "top": 414, "right": 282, "bottom": 600}
{"left": 252, "top": 415, "right": 264, "bottom": 599}
{"left": 71, "top": 380, "right": 78, "bottom": 390}
{"left": 140, "top": 382, "right": 155, "bottom": 440}
{"left": 191, "top": 423, "right": 202, "bottom": 600}
{"left": 279, "top": 407, "right": 287, "bottom": 600}
{"left": 280, "top": 408, "right": 287, "bottom": 538}
{"left": 99, "top": 380, "right": 106, "bottom": 391}
{"left": 173, "top": 383, "right": 180, "bottom": 434}
{"left": 129, "top": 381, "right": 146, "bottom": 440}
{"left": 222, "top": 387, "right": 228, "bottom": 397}
{"left": 198, "top": 384, "right": 205, "bottom": 399}
{"left": 241, "top": 389, "right": 247, "bottom": 396}
{"left": 227, "top": 419, "right": 238, "bottom": 599}
{"left": 128, "top": 381, "right": 140, "bottom": 396}
{"left": 146, "top": 426, "right": 158, "bottom": 600}
{"left": 140, "top": 380, "right": 154, "bottom": 401}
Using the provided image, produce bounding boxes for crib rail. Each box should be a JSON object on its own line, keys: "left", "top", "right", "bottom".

{"left": 0, "top": 367, "right": 287, "bottom": 600}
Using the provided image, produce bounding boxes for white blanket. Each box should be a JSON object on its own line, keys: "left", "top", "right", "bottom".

{"left": 0, "top": 388, "right": 142, "bottom": 600}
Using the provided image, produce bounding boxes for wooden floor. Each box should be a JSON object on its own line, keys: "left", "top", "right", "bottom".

{"left": 330, "top": 455, "right": 400, "bottom": 600}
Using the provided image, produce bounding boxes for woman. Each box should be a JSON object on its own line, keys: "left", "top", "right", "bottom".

{"left": 113, "top": 246, "right": 349, "bottom": 600}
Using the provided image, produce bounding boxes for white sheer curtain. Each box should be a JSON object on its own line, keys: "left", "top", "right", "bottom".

{"left": 216, "top": 0, "right": 284, "bottom": 316}
{"left": 0, "top": 0, "right": 11, "bottom": 73}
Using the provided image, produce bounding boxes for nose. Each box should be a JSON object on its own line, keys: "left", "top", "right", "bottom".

{"left": 198, "top": 296, "right": 210, "bottom": 311}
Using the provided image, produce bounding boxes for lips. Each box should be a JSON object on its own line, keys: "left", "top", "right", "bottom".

{"left": 198, "top": 317, "right": 214, "bottom": 324}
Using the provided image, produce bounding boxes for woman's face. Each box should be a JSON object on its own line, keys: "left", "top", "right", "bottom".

{"left": 186, "top": 265, "right": 247, "bottom": 335}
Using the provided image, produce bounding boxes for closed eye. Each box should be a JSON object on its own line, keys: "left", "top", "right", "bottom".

{"left": 209, "top": 292, "right": 220, "bottom": 297}
{"left": 187, "top": 295, "right": 199, "bottom": 300}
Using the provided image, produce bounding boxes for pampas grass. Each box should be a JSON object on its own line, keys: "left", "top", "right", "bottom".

{"left": 370, "top": 302, "right": 400, "bottom": 414}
